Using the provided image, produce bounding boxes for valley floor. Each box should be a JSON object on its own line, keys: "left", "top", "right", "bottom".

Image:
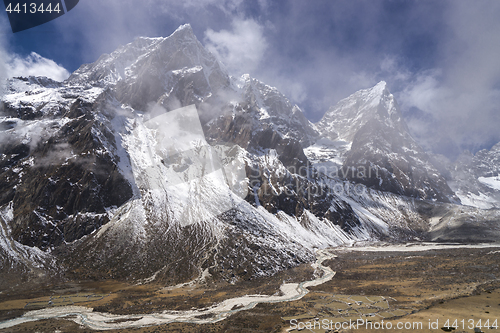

{"left": 1, "top": 243, "right": 500, "bottom": 332}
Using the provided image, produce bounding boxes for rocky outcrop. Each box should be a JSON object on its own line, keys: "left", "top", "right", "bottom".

{"left": 312, "top": 81, "right": 457, "bottom": 203}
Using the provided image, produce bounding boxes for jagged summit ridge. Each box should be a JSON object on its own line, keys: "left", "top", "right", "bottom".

{"left": 67, "top": 23, "right": 229, "bottom": 110}
{"left": 449, "top": 142, "right": 500, "bottom": 209}
{"left": 317, "top": 80, "right": 404, "bottom": 142}
{"left": 2, "top": 24, "right": 500, "bottom": 291}
{"left": 308, "top": 81, "right": 456, "bottom": 202}
{"left": 0, "top": 24, "right": 371, "bottom": 286}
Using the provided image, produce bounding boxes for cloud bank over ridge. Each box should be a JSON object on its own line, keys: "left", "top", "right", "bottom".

{"left": 1, "top": 0, "right": 499, "bottom": 158}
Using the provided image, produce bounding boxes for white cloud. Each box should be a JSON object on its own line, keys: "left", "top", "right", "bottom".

{"left": 379, "top": 56, "right": 412, "bottom": 83}
{"left": 0, "top": 50, "right": 7, "bottom": 94}
{"left": 392, "top": 2, "right": 500, "bottom": 155}
{"left": 398, "top": 70, "right": 442, "bottom": 112}
{"left": 0, "top": 20, "right": 70, "bottom": 92}
{"left": 0, "top": 18, "right": 10, "bottom": 94}
{"left": 180, "top": 0, "right": 244, "bottom": 14}
{"left": 285, "top": 82, "right": 307, "bottom": 104}
{"left": 6, "top": 52, "right": 70, "bottom": 82}
{"left": 204, "top": 18, "right": 268, "bottom": 76}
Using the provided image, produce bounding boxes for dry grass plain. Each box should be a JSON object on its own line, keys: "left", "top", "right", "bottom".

{"left": 0, "top": 245, "right": 499, "bottom": 332}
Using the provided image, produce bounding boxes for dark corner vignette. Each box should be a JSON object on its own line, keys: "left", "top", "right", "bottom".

{"left": 3, "top": 0, "right": 79, "bottom": 32}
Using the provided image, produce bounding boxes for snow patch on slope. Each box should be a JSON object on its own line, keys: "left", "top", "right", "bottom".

{"left": 0, "top": 202, "right": 55, "bottom": 271}
{"left": 478, "top": 176, "right": 500, "bottom": 191}
{"left": 304, "top": 138, "right": 352, "bottom": 175}
{"left": 456, "top": 190, "right": 498, "bottom": 210}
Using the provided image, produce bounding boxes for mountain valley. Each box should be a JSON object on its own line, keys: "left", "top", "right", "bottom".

{"left": 0, "top": 24, "right": 499, "bottom": 332}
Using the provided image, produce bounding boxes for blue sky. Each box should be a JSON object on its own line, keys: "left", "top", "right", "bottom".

{"left": 1, "top": 0, "right": 500, "bottom": 158}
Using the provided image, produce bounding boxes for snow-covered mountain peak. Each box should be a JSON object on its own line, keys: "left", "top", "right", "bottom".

{"left": 67, "top": 24, "right": 227, "bottom": 92}
{"left": 3, "top": 23, "right": 500, "bottom": 289}
{"left": 491, "top": 142, "right": 500, "bottom": 153}
{"left": 66, "top": 24, "right": 230, "bottom": 111}
{"left": 450, "top": 141, "right": 500, "bottom": 209}
{"left": 346, "top": 80, "right": 389, "bottom": 107}
{"left": 364, "top": 80, "right": 387, "bottom": 102}
{"left": 373, "top": 80, "right": 387, "bottom": 89}
{"left": 171, "top": 23, "right": 194, "bottom": 35}
{"left": 155, "top": 23, "right": 199, "bottom": 48}
{"left": 307, "top": 81, "right": 456, "bottom": 202}
{"left": 317, "top": 81, "right": 402, "bottom": 142}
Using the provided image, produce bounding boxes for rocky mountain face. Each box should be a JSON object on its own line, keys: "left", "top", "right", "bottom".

{"left": 0, "top": 24, "right": 498, "bottom": 290}
{"left": 68, "top": 25, "right": 230, "bottom": 112}
{"left": 307, "top": 82, "right": 457, "bottom": 203}
{"left": 0, "top": 25, "right": 367, "bottom": 288}
{"left": 443, "top": 143, "right": 500, "bottom": 209}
